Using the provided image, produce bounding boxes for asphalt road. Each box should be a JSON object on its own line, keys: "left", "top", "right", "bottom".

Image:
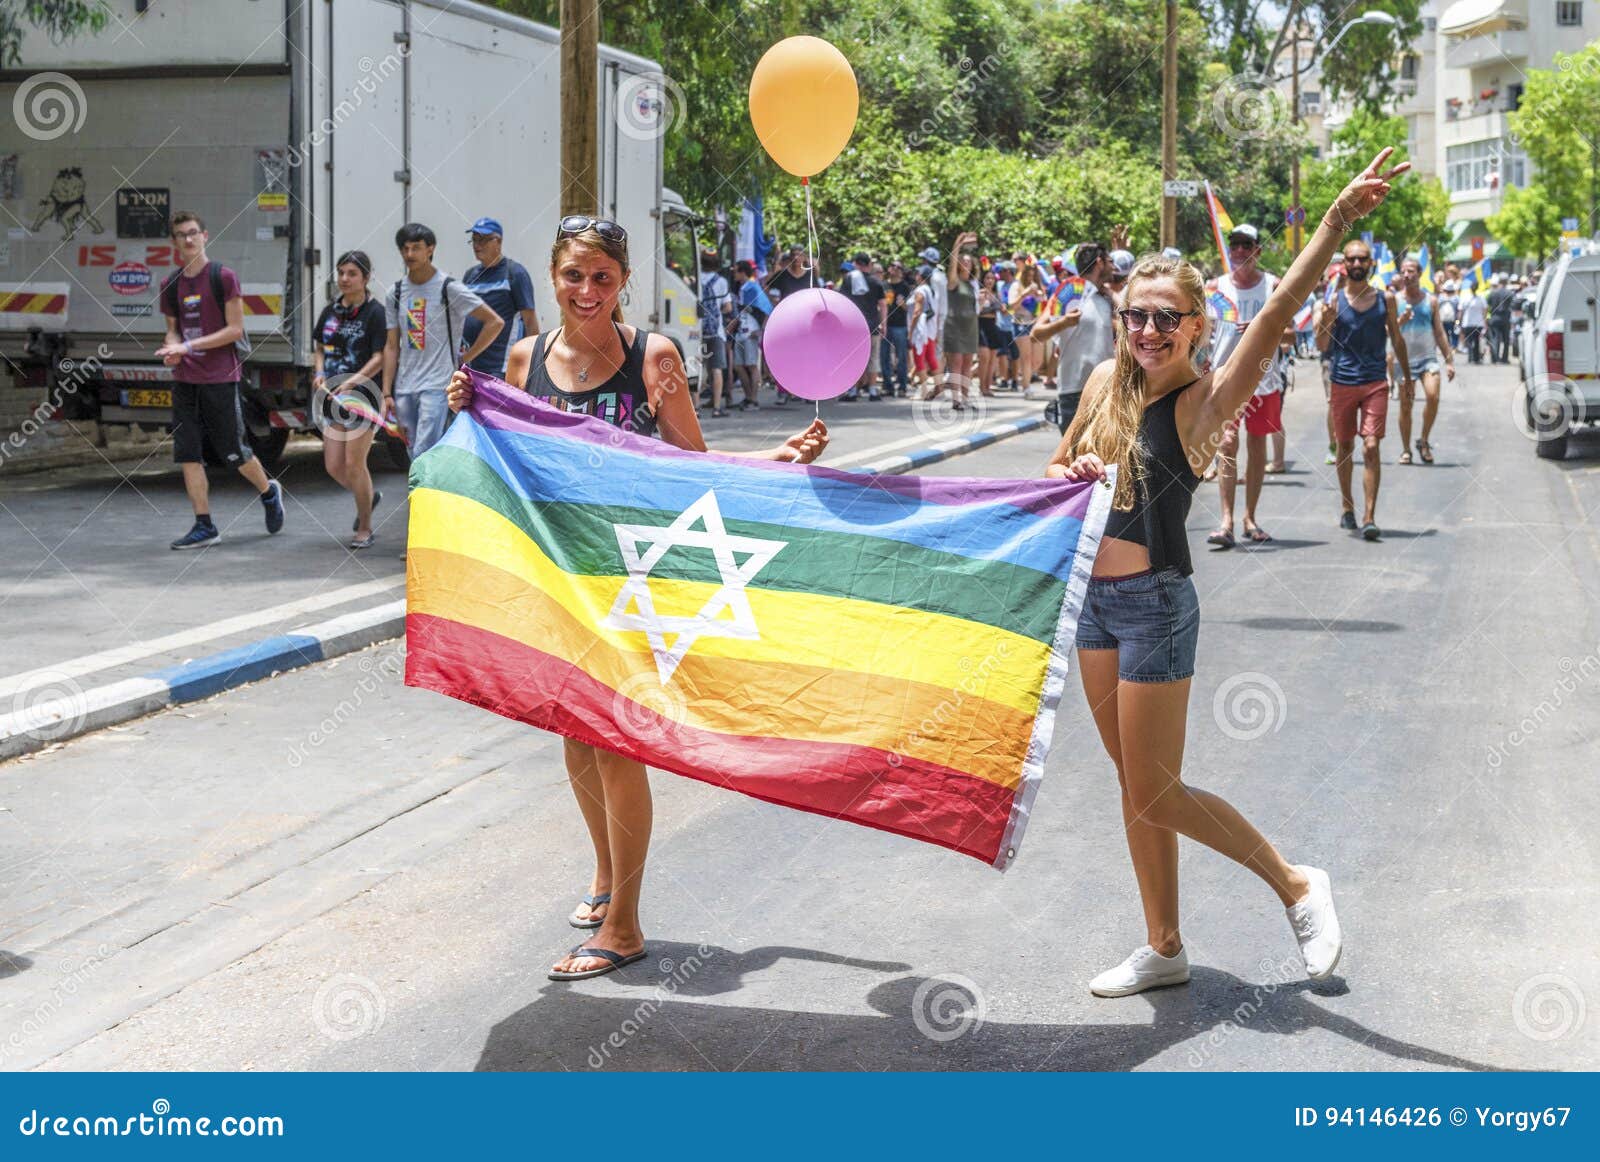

{"left": 2, "top": 360, "right": 1597, "bottom": 1071}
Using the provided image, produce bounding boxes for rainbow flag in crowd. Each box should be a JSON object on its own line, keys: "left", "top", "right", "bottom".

{"left": 1054, "top": 275, "right": 1087, "bottom": 311}
{"left": 1204, "top": 181, "right": 1235, "bottom": 276}
{"left": 404, "top": 371, "right": 1113, "bottom": 868}
{"left": 1208, "top": 288, "right": 1239, "bottom": 323}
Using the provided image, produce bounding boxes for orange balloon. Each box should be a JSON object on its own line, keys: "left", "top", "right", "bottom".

{"left": 749, "top": 37, "right": 859, "bottom": 178}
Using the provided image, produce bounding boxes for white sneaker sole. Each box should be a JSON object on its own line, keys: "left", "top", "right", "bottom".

{"left": 1308, "top": 942, "right": 1343, "bottom": 981}
{"left": 1090, "top": 969, "right": 1191, "bottom": 998}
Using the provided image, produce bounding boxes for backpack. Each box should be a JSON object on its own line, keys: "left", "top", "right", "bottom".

{"left": 393, "top": 276, "right": 455, "bottom": 356}
{"left": 161, "top": 261, "right": 252, "bottom": 359}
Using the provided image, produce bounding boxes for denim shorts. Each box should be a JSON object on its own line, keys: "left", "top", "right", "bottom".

{"left": 1074, "top": 567, "right": 1200, "bottom": 683}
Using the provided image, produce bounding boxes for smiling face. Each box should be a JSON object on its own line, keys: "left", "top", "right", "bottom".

{"left": 1121, "top": 275, "right": 1204, "bottom": 376}
{"left": 552, "top": 241, "right": 628, "bottom": 324}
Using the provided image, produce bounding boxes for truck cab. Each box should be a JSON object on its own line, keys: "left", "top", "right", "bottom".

{"left": 658, "top": 188, "right": 703, "bottom": 387}
{"left": 1524, "top": 245, "right": 1600, "bottom": 461}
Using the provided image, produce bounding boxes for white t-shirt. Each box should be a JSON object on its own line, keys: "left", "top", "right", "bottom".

{"left": 1209, "top": 271, "right": 1284, "bottom": 397}
{"left": 1055, "top": 280, "right": 1115, "bottom": 396}
{"left": 929, "top": 267, "right": 949, "bottom": 334}
{"left": 1461, "top": 293, "right": 1487, "bottom": 327}
{"left": 385, "top": 270, "right": 487, "bottom": 396}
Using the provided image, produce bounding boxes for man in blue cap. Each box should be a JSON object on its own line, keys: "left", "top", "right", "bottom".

{"left": 462, "top": 216, "right": 539, "bottom": 376}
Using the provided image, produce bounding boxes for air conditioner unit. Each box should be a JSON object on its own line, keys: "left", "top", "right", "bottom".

{"left": 1300, "top": 95, "right": 1322, "bottom": 115}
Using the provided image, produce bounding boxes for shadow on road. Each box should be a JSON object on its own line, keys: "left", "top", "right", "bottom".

{"left": 1221, "top": 617, "right": 1403, "bottom": 634}
{"left": 475, "top": 941, "right": 1505, "bottom": 1072}
{"left": 0, "top": 951, "right": 34, "bottom": 979}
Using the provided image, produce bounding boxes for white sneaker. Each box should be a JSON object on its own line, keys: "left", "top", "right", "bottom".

{"left": 1286, "top": 864, "right": 1343, "bottom": 979}
{"left": 1089, "top": 944, "right": 1190, "bottom": 998}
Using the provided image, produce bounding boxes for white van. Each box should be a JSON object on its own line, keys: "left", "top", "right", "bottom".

{"left": 1522, "top": 247, "right": 1600, "bottom": 460}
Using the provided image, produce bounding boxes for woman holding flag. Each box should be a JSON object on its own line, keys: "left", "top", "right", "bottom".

{"left": 312, "top": 250, "right": 389, "bottom": 549}
{"left": 1046, "top": 148, "right": 1411, "bottom": 996}
{"left": 446, "top": 218, "right": 828, "bottom": 981}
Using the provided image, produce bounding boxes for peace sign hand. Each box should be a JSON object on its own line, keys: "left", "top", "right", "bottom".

{"left": 1327, "top": 147, "right": 1411, "bottom": 232}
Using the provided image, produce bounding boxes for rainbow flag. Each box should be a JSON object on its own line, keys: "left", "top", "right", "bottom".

{"left": 404, "top": 371, "right": 1113, "bottom": 868}
{"left": 1054, "top": 275, "right": 1087, "bottom": 312}
{"left": 1205, "top": 181, "right": 1235, "bottom": 276}
{"left": 1208, "top": 289, "right": 1239, "bottom": 323}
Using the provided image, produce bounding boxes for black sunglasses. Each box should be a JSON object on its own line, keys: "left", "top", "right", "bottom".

{"left": 558, "top": 215, "right": 628, "bottom": 243}
{"left": 1119, "top": 307, "right": 1199, "bottom": 334}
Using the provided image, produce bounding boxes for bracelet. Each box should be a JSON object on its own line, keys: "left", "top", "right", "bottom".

{"left": 182, "top": 339, "right": 193, "bottom": 355}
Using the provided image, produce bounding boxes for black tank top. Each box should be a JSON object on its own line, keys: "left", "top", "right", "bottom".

{"left": 525, "top": 323, "right": 657, "bottom": 437}
{"left": 1100, "top": 379, "right": 1203, "bottom": 576}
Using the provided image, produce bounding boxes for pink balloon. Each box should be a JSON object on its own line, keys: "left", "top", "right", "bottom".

{"left": 761, "top": 288, "right": 869, "bottom": 401}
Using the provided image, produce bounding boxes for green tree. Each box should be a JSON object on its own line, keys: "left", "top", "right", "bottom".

{"left": 1, "top": 0, "right": 108, "bottom": 65}
{"left": 1487, "top": 184, "right": 1566, "bottom": 262}
{"left": 1506, "top": 42, "right": 1600, "bottom": 229}
{"left": 1301, "top": 108, "right": 1448, "bottom": 257}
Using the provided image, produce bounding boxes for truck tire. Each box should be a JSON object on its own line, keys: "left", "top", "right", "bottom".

{"left": 1535, "top": 430, "right": 1568, "bottom": 460}
{"left": 383, "top": 433, "right": 412, "bottom": 472}
{"left": 1530, "top": 387, "right": 1570, "bottom": 460}
{"left": 245, "top": 426, "right": 289, "bottom": 471}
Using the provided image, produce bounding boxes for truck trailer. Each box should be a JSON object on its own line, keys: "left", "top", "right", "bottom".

{"left": 0, "top": 0, "right": 701, "bottom": 472}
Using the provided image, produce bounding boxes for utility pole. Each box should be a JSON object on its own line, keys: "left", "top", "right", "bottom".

{"left": 1160, "top": 0, "right": 1178, "bottom": 249}
{"left": 560, "top": 0, "right": 599, "bottom": 216}
{"left": 1290, "top": 25, "right": 1302, "bottom": 253}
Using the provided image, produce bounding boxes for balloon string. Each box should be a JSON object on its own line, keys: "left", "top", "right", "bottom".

{"left": 803, "top": 177, "right": 818, "bottom": 291}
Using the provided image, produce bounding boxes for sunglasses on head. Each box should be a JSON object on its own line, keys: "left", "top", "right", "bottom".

{"left": 1119, "top": 307, "right": 1199, "bottom": 334}
{"left": 558, "top": 215, "right": 628, "bottom": 243}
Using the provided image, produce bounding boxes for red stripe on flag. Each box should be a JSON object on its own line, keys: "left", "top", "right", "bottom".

{"left": 404, "top": 614, "right": 1014, "bottom": 863}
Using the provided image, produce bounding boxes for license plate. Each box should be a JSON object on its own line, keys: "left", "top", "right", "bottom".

{"left": 125, "top": 389, "right": 172, "bottom": 408}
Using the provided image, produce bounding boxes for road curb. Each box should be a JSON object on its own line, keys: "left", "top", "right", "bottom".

{"left": 0, "top": 600, "right": 406, "bottom": 762}
{"left": 0, "top": 416, "right": 1048, "bottom": 761}
{"left": 857, "top": 412, "right": 1051, "bottom": 475}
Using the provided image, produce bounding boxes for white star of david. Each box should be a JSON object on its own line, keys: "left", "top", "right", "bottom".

{"left": 603, "top": 490, "right": 787, "bottom": 685}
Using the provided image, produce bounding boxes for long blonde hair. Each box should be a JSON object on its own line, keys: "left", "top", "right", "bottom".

{"left": 551, "top": 225, "right": 631, "bottom": 324}
{"left": 1062, "top": 253, "right": 1210, "bottom": 512}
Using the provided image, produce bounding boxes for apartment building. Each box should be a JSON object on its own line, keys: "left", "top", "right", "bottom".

{"left": 1280, "top": 0, "right": 1593, "bottom": 262}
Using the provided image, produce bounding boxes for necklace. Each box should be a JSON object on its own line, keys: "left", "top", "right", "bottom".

{"left": 559, "top": 326, "right": 609, "bottom": 384}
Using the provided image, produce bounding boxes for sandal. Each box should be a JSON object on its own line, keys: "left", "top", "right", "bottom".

{"left": 547, "top": 945, "right": 647, "bottom": 982}
{"left": 569, "top": 892, "right": 611, "bottom": 930}
{"left": 354, "top": 488, "right": 382, "bottom": 532}
{"left": 349, "top": 532, "right": 377, "bottom": 550}
{"left": 1417, "top": 439, "right": 1433, "bottom": 464}
{"left": 1243, "top": 525, "right": 1272, "bottom": 543}
{"left": 1398, "top": 449, "right": 1412, "bottom": 464}
{"left": 1206, "top": 528, "right": 1236, "bottom": 549}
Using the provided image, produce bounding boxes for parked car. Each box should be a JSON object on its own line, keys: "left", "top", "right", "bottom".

{"left": 1522, "top": 247, "right": 1600, "bottom": 460}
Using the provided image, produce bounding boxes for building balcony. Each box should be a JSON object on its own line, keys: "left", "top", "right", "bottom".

{"left": 1444, "top": 27, "right": 1529, "bottom": 70}
{"left": 1440, "top": 107, "right": 1507, "bottom": 148}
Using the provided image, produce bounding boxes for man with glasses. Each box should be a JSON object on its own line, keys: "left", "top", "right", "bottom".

{"left": 1316, "top": 239, "right": 1410, "bottom": 542}
{"left": 1032, "top": 241, "right": 1117, "bottom": 435}
{"left": 1205, "top": 224, "right": 1293, "bottom": 548}
{"left": 462, "top": 216, "right": 539, "bottom": 377}
{"left": 157, "top": 210, "right": 287, "bottom": 549}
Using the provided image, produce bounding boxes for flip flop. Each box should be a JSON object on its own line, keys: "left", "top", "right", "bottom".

{"left": 1263, "top": 464, "right": 1286, "bottom": 474}
{"left": 349, "top": 532, "right": 377, "bottom": 550}
{"left": 568, "top": 892, "right": 611, "bottom": 930}
{"left": 1206, "top": 528, "right": 1236, "bottom": 549}
{"left": 547, "top": 945, "right": 647, "bottom": 982}
{"left": 1417, "top": 439, "right": 1434, "bottom": 464}
{"left": 1398, "top": 449, "right": 1412, "bottom": 464}
{"left": 1362, "top": 522, "right": 1381, "bottom": 542}
{"left": 1244, "top": 526, "right": 1272, "bottom": 543}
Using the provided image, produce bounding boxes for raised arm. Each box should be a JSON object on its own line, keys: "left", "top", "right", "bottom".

{"left": 1208, "top": 148, "right": 1409, "bottom": 421}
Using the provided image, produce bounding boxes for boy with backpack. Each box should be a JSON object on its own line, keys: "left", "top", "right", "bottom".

{"left": 381, "top": 222, "right": 502, "bottom": 457}
{"left": 156, "top": 210, "right": 286, "bottom": 550}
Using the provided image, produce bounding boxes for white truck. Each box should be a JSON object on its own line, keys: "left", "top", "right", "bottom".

{"left": 1521, "top": 245, "right": 1600, "bottom": 461}
{"left": 0, "top": 0, "right": 701, "bottom": 471}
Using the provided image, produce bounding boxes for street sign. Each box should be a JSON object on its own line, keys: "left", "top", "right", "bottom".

{"left": 1163, "top": 180, "right": 1199, "bottom": 197}
{"left": 1284, "top": 206, "right": 1305, "bottom": 225}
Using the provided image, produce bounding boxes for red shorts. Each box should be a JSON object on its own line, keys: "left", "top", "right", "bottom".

{"left": 1234, "top": 390, "right": 1284, "bottom": 436}
{"left": 912, "top": 339, "right": 939, "bottom": 372}
{"left": 1329, "top": 379, "right": 1389, "bottom": 442}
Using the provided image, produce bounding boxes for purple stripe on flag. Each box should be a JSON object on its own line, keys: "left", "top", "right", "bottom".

{"left": 462, "top": 368, "right": 1092, "bottom": 520}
